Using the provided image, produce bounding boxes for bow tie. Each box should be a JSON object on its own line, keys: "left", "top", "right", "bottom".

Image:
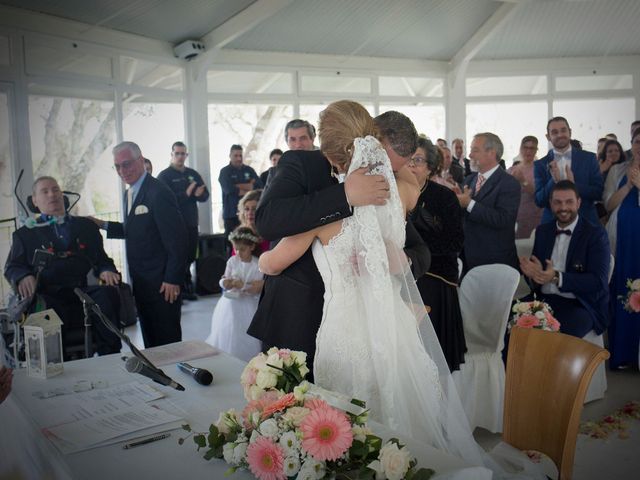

{"left": 556, "top": 229, "right": 572, "bottom": 236}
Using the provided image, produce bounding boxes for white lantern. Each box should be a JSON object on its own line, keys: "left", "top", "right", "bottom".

{"left": 23, "top": 308, "right": 64, "bottom": 379}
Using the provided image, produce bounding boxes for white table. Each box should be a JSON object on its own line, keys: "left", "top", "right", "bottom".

{"left": 3, "top": 349, "right": 490, "bottom": 480}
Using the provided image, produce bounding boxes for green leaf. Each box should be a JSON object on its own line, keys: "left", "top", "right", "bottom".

{"left": 224, "top": 466, "right": 238, "bottom": 476}
{"left": 194, "top": 434, "right": 206, "bottom": 448}
{"left": 410, "top": 468, "right": 436, "bottom": 480}
{"left": 203, "top": 448, "right": 217, "bottom": 461}
{"left": 350, "top": 398, "right": 367, "bottom": 409}
{"left": 181, "top": 424, "right": 192, "bottom": 432}
{"left": 209, "top": 424, "right": 220, "bottom": 436}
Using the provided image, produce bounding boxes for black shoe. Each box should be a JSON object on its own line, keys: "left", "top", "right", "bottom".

{"left": 182, "top": 291, "right": 198, "bottom": 301}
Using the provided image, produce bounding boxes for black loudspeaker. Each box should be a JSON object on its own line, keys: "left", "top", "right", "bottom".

{"left": 196, "top": 234, "right": 228, "bottom": 295}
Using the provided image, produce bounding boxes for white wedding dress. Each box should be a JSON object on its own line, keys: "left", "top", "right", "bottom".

{"left": 311, "top": 137, "right": 545, "bottom": 480}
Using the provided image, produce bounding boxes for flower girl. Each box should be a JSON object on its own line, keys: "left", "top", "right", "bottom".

{"left": 205, "top": 227, "right": 263, "bottom": 361}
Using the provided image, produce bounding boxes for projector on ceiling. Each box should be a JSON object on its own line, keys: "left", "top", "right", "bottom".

{"left": 173, "top": 40, "right": 205, "bottom": 60}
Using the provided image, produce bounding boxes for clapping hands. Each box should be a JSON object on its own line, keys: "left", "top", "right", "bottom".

{"left": 520, "top": 255, "right": 556, "bottom": 285}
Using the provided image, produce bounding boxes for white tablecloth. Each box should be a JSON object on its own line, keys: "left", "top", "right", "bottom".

{"left": 2, "top": 346, "right": 490, "bottom": 480}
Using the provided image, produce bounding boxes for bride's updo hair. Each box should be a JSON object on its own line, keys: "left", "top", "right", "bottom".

{"left": 318, "top": 100, "right": 377, "bottom": 171}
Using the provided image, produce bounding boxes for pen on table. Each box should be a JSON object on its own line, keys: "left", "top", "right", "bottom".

{"left": 123, "top": 433, "right": 171, "bottom": 449}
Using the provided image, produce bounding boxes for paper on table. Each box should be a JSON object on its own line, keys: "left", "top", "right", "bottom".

{"left": 44, "top": 403, "right": 183, "bottom": 455}
{"left": 139, "top": 340, "right": 219, "bottom": 366}
{"left": 32, "top": 381, "right": 165, "bottom": 428}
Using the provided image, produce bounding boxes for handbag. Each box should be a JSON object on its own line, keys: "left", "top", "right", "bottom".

{"left": 117, "top": 282, "right": 137, "bottom": 327}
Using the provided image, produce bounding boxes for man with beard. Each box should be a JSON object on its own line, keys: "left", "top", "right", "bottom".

{"left": 534, "top": 116, "right": 603, "bottom": 225}
{"left": 519, "top": 181, "right": 610, "bottom": 338}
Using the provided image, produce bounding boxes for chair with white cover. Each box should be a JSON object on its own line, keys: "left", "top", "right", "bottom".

{"left": 582, "top": 253, "right": 614, "bottom": 403}
{"left": 453, "top": 264, "right": 520, "bottom": 433}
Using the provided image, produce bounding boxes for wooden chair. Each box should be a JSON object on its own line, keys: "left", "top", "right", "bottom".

{"left": 503, "top": 327, "right": 610, "bottom": 480}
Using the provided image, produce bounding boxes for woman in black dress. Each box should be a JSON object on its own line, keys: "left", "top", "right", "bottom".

{"left": 409, "top": 136, "right": 466, "bottom": 372}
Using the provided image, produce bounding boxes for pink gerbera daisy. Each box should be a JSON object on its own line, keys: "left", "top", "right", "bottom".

{"left": 246, "top": 436, "right": 286, "bottom": 480}
{"left": 629, "top": 291, "right": 640, "bottom": 313}
{"left": 262, "top": 392, "right": 297, "bottom": 419}
{"left": 516, "top": 314, "right": 539, "bottom": 329}
{"left": 300, "top": 405, "right": 353, "bottom": 461}
{"left": 304, "top": 397, "right": 330, "bottom": 411}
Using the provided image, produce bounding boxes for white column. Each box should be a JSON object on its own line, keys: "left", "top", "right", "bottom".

{"left": 446, "top": 68, "right": 466, "bottom": 144}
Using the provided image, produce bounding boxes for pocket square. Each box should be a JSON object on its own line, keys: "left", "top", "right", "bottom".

{"left": 572, "top": 263, "right": 584, "bottom": 272}
{"left": 134, "top": 205, "right": 149, "bottom": 215}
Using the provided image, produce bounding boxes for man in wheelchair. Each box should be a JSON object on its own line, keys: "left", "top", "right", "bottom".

{"left": 4, "top": 176, "right": 122, "bottom": 358}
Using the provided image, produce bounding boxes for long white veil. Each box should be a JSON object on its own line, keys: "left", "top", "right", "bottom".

{"left": 346, "top": 136, "right": 543, "bottom": 479}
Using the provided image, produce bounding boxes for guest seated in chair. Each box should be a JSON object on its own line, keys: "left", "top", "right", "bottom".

{"left": 519, "top": 180, "right": 610, "bottom": 338}
{"left": 4, "top": 176, "right": 122, "bottom": 357}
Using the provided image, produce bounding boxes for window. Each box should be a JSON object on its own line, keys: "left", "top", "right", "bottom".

{"left": 300, "top": 73, "right": 371, "bottom": 95}
{"left": 556, "top": 75, "right": 633, "bottom": 92}
{"left": 207, "top": 70, "right": 293, "bottom": 95}
{"left": 208, "top": 104, "right": 292, "bottom": 231}
{"left": 466, "top": 76, "right": 547, "bottom": 97}
{"left": 379, "top": 76, "right": 443, "bottom": 97}
{"left": 380, "top": 104, "right": 446, "bottom": 141}
{"left": 121, "top": 56, "right": 183, "bottom": 91}
{"left": 0, "top": 90, "right": 14, "bottom": 305}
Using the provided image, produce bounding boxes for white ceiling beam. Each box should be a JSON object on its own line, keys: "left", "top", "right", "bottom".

{"left": 201, "top": 0, "right": 294, "bottom": 50}
{"left": 449, "top": 2, "right": 519, "bottom": 76}
{"left": 256, "top": 72, "right": 284, "bottom": 94}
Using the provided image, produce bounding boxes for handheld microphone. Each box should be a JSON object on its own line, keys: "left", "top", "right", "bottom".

{"left": 125, "top": 357, "right": 185, "bottom": 391}
{"left": 177, "top": 362, "right": 213, "bottom": 386}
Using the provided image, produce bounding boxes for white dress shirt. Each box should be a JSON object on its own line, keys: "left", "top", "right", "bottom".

{"left": 553, "top": 145, "right": 572, "bottom": 181}
{"left": 467, "top": 163, "right": 501, "bottom": 212}
{"left": 541, "top": 215, "right": 578, "bottom": 298}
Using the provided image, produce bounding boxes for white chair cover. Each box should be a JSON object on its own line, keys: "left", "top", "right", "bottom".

{"left": 453, "top": 264, "right": 520, "bottom": 433}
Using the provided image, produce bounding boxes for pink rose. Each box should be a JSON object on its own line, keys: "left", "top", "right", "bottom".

{"left": 516, "top": 315, "right": 539, "bottom": 329}
{"left": 629, "top": 291, "right": 640, "bottom": 313}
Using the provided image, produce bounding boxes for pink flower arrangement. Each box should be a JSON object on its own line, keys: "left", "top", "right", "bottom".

{"left": 300, "top": 405, "right": 354, "bottom": 461}
{"left": 510, "top": 300, "right": 560, "bottom": 332}
{"left": 181, "top": 349, "right": 433, "bottom": 480}
{"left": 620, "top": 279, "right": 640, "bottom": 313}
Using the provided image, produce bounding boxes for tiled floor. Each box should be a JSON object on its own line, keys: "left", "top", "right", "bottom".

{"left": 125, "top": 294, "right": 640, "bottom": 480}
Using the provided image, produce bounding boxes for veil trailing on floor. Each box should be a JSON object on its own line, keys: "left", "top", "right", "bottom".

{"left": 345, "top": 135, "right": 544, "bottom": 479}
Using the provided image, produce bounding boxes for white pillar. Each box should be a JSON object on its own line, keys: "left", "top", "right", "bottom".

{"left": 446, "top": 67, "right": 467, "bottom": 144}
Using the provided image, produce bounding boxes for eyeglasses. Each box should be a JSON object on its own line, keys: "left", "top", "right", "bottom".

{"left": 173, "top": 152, "right": 188, "bottom": 156}
{"left": 408, "top": 156, "right": 427, "bottom": 167}
{"left": 113, "top": 159, "right": 137, "bottom": 172}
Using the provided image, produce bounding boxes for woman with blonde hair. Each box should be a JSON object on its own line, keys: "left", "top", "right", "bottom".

{"left": 234, "top": 189, "right": 269, "bottom": 254}
{"left": 258, "top": 100, "right": 489, "bottom": 465}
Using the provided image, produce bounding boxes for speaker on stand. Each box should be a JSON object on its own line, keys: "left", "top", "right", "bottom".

{"left": 196, "top": 234, "right": 227, "bottom": 295}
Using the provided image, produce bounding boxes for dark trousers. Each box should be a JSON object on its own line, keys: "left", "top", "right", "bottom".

{"left": 40, "top": 285, "right": 122, "bottom": 356}
{"left": 184, "top": 226, "right": 199, "bottom": 291}
{"left": 132, "top": 277, "right": 182, "bottom": 348}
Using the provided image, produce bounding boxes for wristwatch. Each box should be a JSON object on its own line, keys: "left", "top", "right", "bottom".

{"left": 551, "top": 271, "right": 560, "bottom": 285}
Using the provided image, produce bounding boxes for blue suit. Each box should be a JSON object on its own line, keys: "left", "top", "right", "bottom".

{"left": 528, "top": 217, "right": 610, "bottom": 336}
{"left": 534, "top": 149, "right": 603, "bottom": 225}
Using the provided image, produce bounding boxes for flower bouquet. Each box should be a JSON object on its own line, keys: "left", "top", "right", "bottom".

{"left": 509, "top": 299, "right": 560, "bottom": 332}
{"left": 619, "top": 278, "right": 640, "bottom": 313}
{"left": 180, "top": 347, "right": 435, "bottom": 480}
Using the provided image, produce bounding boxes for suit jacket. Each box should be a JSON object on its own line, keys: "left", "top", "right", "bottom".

{"left": 534, "top": 149, "right": 604, "bottom": 225}
{"left": 107, "top": 175, "right": 187, "bottom": 290}
{"left": 462, "top": 167, "right": 521, "bottom": 272}
{"left": 448, "top": 162, "right": 464, "bottom": 185}
{"left": 529, "top": 217, "right": 610, "bottom": 334}
{"left": 5, "top": 216, "right": 117, "bottom": 291}
{"left": 248, "top": 149, "right": 431, "bottom": 362}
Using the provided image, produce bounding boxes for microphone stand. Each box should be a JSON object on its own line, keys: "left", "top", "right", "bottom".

{"left": 80, "top": 296, "right": 93, "bottom": 358}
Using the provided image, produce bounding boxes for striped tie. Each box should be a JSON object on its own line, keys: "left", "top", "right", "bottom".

{"left": 474, "top": 174, "right": 486, "bottom": 194}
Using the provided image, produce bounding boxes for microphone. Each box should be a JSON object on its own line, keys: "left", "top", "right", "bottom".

{"left": 177, "top": 362, "right": 213, "bottom": 386}
{"left": 125, "top": 357, "right": 185, "bottom": 391}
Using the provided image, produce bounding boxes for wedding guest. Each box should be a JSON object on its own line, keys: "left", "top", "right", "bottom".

{"left": 260, "top": 148, "right": 283, "bottom": 186}
{"left": 598, "top": 139, "right": 625, "bottom": 179}
{"left": 604, "top": 127, "right": 640, "bottom": 368}
{"left": 236, "top": 189, "right": 270, "bottom": 254}
{"left": 438, "top": 146, "right": 464, "bottom": 187}
{"left": 409, "top": 137, "right": 466, "bottom": 372}
{"left": 508, "top": 136, "right": 542, "bottom": 238}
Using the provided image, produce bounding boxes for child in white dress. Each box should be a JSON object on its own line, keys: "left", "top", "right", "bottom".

{"left": 206, "top": 227, "right": 264, "bottom": 361}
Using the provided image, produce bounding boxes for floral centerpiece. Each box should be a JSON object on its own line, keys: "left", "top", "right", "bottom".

{"left": 180, "top": 347, "right": 435, "bottom": 480}
{"left": 619, "top": 278, "right": 640, "bottom": 313}
{"left": 509, "top": 299, "right": 560, "bottom": 332}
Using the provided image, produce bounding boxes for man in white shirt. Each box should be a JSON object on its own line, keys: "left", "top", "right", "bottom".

{"left": 520, "top": 180, "right": 610, "bottom": 338}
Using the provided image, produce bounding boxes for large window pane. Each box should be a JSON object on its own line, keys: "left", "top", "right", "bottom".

{"left": 556, "top": 75, "right": 632, "bottom": 93}
{"left": 208, "top": 104, "right": 292, "bottom": 232}
{"left": 553, "top": 98, "right": 635, "bottom": 152}
{"left": 380, "top": 104, "right": 446, "bottom": 141}
{"left": 207, "top": 70, "right": 292, "bottom": 95}
{"left": 466, "top": 101, "right": 548, "bottom": 166}
{"left": 379, "top": 76, "right": 443, "bottom": 97}
{"left": 122, "top": 101, "right": 185, "bottom": 174}
{"left": 466, "top": 76, "right": 547, "bottom": 97}
{"left": 0, "top": 91, "right": 15, "bottom": 306}
{"left": 28, "top": 93, "right": 123, "bottom": 270}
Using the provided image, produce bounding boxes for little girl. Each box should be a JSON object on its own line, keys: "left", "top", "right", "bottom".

{"left": 205, "top": 227, "right": 263, "bottom": 361}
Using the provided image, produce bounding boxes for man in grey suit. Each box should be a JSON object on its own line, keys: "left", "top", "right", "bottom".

{"left": 455, "top": 132, "right": 521, "bottom": 274}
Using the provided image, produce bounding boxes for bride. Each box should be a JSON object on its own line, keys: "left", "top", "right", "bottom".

{"left": 258, "top": 100, "right": 487, "bottom": 464}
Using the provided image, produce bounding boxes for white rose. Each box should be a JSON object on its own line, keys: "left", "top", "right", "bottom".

{"left": 247, "top": 385, "right": 263, "bottom": 401}
{"left": 279, "top": 430, "right": 300, "bottom": 455}
{"left": 283, "top": 456, "right": 301, "bottom": 476}
{"left": 248, "top": 353, "right": 268, "bottom": 370}
{"left": 266, "top": 352, "right": 284, "bottom": 370}
{"left": 535, "top": 310, "right": 546, "bottom": 320}
{"left": 378, "top": 443, "right": 412, "bottom": 480}
{"left": 298, "top": 363, "right": 310, "bottom": 379}
{"left": 232, "top": 442, "right": 247, "bottom": 464}
{"left": 216, "top": 411, "right": 230, "bottom": 435}
{"left": 249, "top": 429, "right": 261, "bottom": 443}
{"left": 631, "top": 279, "right": 640, "bottom": 291}
{"left": 282, "top": 406, "right": 310, "bottom": 427}
{"left": 222, "top": 442, "right": 235, "bottom": 464}
{"left": 266, "top": 346, "right": 280, "bottom": 356}
{"left": 290, "top": 350, "right": 307, "bottom": 365}
{"left": 293, "top": 381, "right": 310, "bottom": 401}
{"left": 367, "top": 460, "right": 387, "bottom": 480}
{"left": 259, "top": 418, "right": 280, "bottom": 439}
{"left": 352, "top": 425, "right": 372, "bottom": 442}
{"left": 256, "top": 370, "right": 278, "bottom": 390}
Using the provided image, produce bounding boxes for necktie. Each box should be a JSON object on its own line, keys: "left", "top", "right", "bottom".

{"left": 556, "top": 229, "right": 571, "bottom": 236}
{"left": 474, "top": 174, "right": 486, "bottom": 194}
{"left": 127, "top": 188, "right": 133, "bottom": 215}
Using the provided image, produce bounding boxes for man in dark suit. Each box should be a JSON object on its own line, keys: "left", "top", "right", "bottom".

{"left": 5, "top": 176, "right": 122, "bottom": 355}
{"left": 102, "top": 141, "right": 187, "bottom": 348}
{"left": 440, "top": 146, "right": 464, "bottom": 185}
{"left": 534, "top": 116, "right": 603, "bottom": 225}
{"left": 248, "top": 111, "right": 431, "bottom": 376}
{"left": 456, "top": 132, "right": 520, "bottom": 273}
{"left": 452, "top": 138, "right": 472, "bottom": 177}
{"left": 520, "top": 181, "right": 610, "bottom": 337}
